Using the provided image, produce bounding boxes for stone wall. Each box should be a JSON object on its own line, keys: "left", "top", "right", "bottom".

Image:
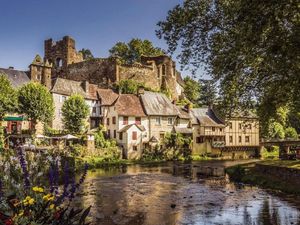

{"left": 65, "top": 58, "right": 117, "bottom": 87}
{"left": 118, "top": 63, "right": 161, "bottom": 90}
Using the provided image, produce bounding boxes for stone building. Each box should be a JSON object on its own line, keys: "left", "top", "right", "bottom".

{"left": 189, "top": 107, "right": 226, "bottom": 155}
{"left": 105, "top": 94, "right": 148, "bottom": 159}
{"left": 51, "top": 78, "right": 102, "bottom": 130}
{"left": 43, "top": 36, "right": 184, "bottom": 99}
{"left": 139, "top": 91, "right": 180, "bottom": 145}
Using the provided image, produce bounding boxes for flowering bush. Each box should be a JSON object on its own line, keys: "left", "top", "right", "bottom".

{"left": 0, "top": 147, "right": 91, "bottom": 225}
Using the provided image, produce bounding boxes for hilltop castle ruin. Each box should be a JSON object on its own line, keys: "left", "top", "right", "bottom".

{"left": 30, "top": 36, "right": 184, "bottom": 99}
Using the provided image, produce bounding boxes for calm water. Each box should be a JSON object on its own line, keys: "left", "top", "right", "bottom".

{"left": 73, "top": 162, "right": 300, "bottom": 225}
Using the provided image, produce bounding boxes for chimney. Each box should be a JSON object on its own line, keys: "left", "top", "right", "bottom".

{"left": 137, "top": 86, "right": 145, "bottom": 96}
{"left": 185, "top": 103, "right": 191, "bottom": 113}
{"left": 82, "top": 80, "right": 89, "bottom": 92}
{"left": 8, "top": 66, "right": 14, "bottom": 70}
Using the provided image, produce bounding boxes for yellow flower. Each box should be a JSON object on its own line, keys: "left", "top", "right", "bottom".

{"left": 23, "top": 196, "right": 35, "bottom": 206}
{"left": 32, "top": 186, "right": 44, "bottom": 193}
{"left": 49, "top": 204, "right": 55, "bottom": 210}
{"left": 18, "top": 210, "right": 24, "bottom": 216}
{"left": 43, "top": 194, "right": 55, "bottom": 201}
{"left": 28, "top": 198, "right": 35, "bottom": 205}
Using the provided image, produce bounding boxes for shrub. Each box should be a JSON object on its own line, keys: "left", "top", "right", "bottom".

{"left": 94, "top": 126, "right": 117, "bottom": 148}
{"left": 285, "top": 127, "right": 298, "bottom": 139}
{"left": 226, "top": 165, "right": 246, "bottom": 182}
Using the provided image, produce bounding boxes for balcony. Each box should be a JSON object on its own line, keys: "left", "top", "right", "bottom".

{"left": 212, "top": 141, "right": 225, "bottom": 148}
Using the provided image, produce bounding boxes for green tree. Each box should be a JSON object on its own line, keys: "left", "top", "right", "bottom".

{"left": 109, "top": 38, "right": 164, "bottom": 64}
{"left": 183, "top": 76, "right": 201, "bottom": 105}
{"left": 0, "top": 74, "right": 17, "bottom": 120}
{"left": 269, "top": 122, "right": 285, "bottom": 139}
{"left": 62, "top": 95, "right": 89, "bottom": 134}
{"left": 164, "top": 133, "right": 192, "bottom": 160}
{"left": 79, "top": 48, "right": 94, "bottom": 60}
{"left": 18, "top": 82, "right": 54, "bottom": 133}
{"left": 199, "top": 79, "right": 217, "bottom": 106}
{"left": 116, "top": 79, "right": 142, "bottom": 94}
{"left": 285, "top": 127, "right": 298, "bottom": 139}
{"left": 157, "top": 0, "right": 299, "bottom": 114}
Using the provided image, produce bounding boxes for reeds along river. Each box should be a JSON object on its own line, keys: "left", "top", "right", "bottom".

{"left": 72, "top": 162, "right": 300, "bottom": 225}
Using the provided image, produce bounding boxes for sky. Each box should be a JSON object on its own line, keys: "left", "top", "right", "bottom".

{"left": 0, "top": 0, "right": 207, "bottom": 78}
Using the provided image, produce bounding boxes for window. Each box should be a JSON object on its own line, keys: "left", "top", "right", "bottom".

{"left": 229, "top": 122, "right": 233, "bottom": 129}
{"left": 220, "top": 128, "right": 223, "bottom": 132}
{"left": 107, "top": 130, "right": 110, "bottom": 138}
{"left": 106, "top": 118, "right": 110, "bottom": 126}
{"left": 155, "top": 117, "right": 161, "bottom": 125}
{"left": 245, "top": 136, "right": 250, "bottom": 143}
{"left": 37, "top": 74, "right": 41, "bottom": 81}
{"left": 112, "top": 116, "right": 116, "bottom": 124}
{"left": 132, "top": 131, "right": 137, "bottom": 140}
{"left": 162, "top": 64, "right": 166, "bottom": 76}
{"left": 113, "top": 130, "right": 116, "bottom": 138}
{"left": 135, "top": 117, "right": 141, "bottom": 125}
{"left": 229, "top": 136, "right": 233, "bottom": 143}
{"left": 239, "top": 123, "right": 242, "bottom": 130}
{"left": 196, "top": 137, "right": 204, "bottom": 143}
{"left": 212, "top": 127, "right": 215, "bottom": 132}
{"left": 239, "top": 136, "right": 242, "bottom": 143}
{"left": 167, "top": 117, "right": 173, "bottom": 125}
{"left": 157, "top": 67, "right": 160, "bottom": 78}
{"left": 123, "top": 116, "right": 128, "bottom": 125}
{"left": 248, "top": 124, "right": 252, "bottom": 129}
{"left": 133, "top": 146, "right": 138, "bottom": 151}
{"left": 160, "top": 133, "right": 165, "bottom": 140}
{"left": 92, "top": 107, "right": 96, "bottom": 114}
{"left": 119, "top": 132, "right": 123, "bottom": 140}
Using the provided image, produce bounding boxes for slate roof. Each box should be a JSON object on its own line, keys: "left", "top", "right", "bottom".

{"left": 118, "top": 124, "right": 146, "bottom": 133}
{"left": 190, "top": 107, "right": 225, "bottom": 127}
{"left": 177, "top": 107, "right": 190, "bottom": 119}
{"left": 51, "top": 78, "right": 98, "bottom": 100}
{"left": 173, "top": 127, "right": 193, "bottom": 134}
{"left": 97, "top": 88, "right": 119, "bottom": 106}
{"left": 0, "top": 68, "right": 30, "bottom": 88}
{"left": 114, "top": 94, "right": 146, "bottom": 117}
{"left": 140, "top": 91, "right": 179, "bottom": 116}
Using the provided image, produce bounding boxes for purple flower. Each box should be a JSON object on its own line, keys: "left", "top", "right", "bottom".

{"left": 17, "top": 146, "right": 30, "bottom": 189}
{"left": 0, "top": 177, "right": 3, "bottom": 199}
{"left": 49, "top": 161, "right": 59, "bottom": 194}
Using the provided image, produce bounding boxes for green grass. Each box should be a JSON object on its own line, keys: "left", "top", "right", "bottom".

{"left": 258, "top": 160, "right": 300, "bottom": 169}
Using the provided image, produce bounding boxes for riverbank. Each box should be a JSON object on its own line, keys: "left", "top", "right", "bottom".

{"left": 226, "top": 160, "right": 300, "bottom": 195}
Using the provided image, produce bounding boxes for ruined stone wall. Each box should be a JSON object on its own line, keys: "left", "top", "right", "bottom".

{"left": 118, "top": 63, "right": 161, "bottom": 90}
{"left": 65, "top": 58, "right": 117, "bottom": 87}
{"left": 44, "top": 36, "right": 83, "bottom": 69}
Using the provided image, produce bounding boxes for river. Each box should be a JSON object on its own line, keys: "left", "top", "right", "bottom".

{"left": 73, "top": 162, "right": 300, "bottom": 225}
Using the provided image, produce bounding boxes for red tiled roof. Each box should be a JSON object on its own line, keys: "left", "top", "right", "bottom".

{"left": 115, "top": 94, "right": 146, "bottom": 117}
{"left": 97, "top": 88, "right": 119, "bottom": 105}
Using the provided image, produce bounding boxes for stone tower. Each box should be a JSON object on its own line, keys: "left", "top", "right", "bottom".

{"left": 44, "top": 36, "right": 83, "bottom": 78}
{"left": 141, "top": 55, "right": 178, "bottom": 98}
{"left": 29, "top": 55, "right": 52, "bottom": 89}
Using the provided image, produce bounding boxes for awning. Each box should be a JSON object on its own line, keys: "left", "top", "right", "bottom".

{"left": 3, "top": 116, "right": 27, "bottom": 121}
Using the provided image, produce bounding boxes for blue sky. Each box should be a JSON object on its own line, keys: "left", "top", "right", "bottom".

{"left": 0, "top": 0, "right": 207, "bottom": 78}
